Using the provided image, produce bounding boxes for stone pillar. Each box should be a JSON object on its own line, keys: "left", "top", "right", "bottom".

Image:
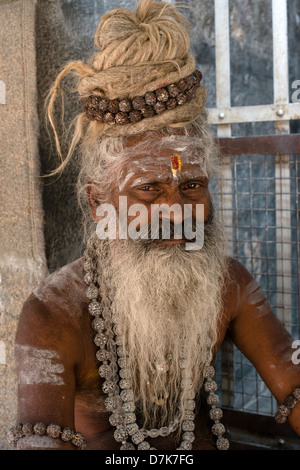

{"left": 0, "top": 0, "right": 48, "bottom": 449}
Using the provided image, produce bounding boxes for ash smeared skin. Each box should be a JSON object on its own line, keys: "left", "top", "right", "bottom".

{"left": 118, "top": 138, "right": 208, "bottom": 191}
{"left": 124, "top": 160, "right": 208, "bottom": 189}
{"left": 16, "top": 345, "right": 65, "bottom": 386}
{"left": 244, "top": 279, "right": 272, "bottom": 317}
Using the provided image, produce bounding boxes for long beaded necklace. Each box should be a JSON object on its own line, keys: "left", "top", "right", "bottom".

{"left": 83, "top": 236, "right": 229, "bottom": 450}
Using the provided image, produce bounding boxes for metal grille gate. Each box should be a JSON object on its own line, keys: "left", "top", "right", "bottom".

{"left": 208, "top": 0, "right": 300, "bottom": 440}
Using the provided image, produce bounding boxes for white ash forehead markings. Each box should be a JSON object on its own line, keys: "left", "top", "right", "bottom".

{"left": 124, "top": 163, "right": 207, "bottom": 185}
{"left": 16, "top": 345, "right": 65, "bottom": 386}
{"left": 118, "top": 171, "right": 136, "bottom": 191}
{"left": 119, "top": 150, "right": 207, "bottom": 189}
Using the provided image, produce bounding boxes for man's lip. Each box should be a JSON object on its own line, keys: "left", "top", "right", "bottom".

{"left": 158, "top": 239, "right": 186, "bottom": 245}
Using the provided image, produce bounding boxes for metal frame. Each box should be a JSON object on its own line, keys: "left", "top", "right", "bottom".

{"left": 215, "top": 137, "right": 300, "bottom": 423}
{"left": 218, "top": 134, "right": 300, "bottom": 156}
{"left": 212, "top": 0, "right": 300, "bottom": 417}
{"left": 209, "top": 0, "right": 300, "bottom": 128}
{"left": 208, "top": 103, "right": 300, "bottom": 126}
{"left": 214, "top": 0, "right": 234, "bottom": 408}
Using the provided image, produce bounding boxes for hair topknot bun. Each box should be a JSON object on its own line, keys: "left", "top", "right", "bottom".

{"left": 79, "top": 0, "right": 195, "bottom": 100}
{"left": 94, "top": 0, "right": 190, "bottom": 65}
{"left": 46, "top": 0, "right": 207, "bottom": 173}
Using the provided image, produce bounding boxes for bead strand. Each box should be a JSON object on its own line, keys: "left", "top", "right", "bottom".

{"left": 204, "top": 365, "right": 230, "bottom": 450}
{"left": 274, "top": 387, "right": 300, "bottom": 423}
{"left": 176, "top": 356, "right": 196, "bottom": 450}
{"left": 7, "top": 423, "right": 86, "bottom": 449}
{"left": 81, "top": 70, "right": 202, "bottom": 125}
{"left": 83, "top": 248, "right": 120, "bottom": 406}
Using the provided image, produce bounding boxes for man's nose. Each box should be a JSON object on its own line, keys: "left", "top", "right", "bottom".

{"left": 158, "top": 189, "right": 186, "bottom": 225}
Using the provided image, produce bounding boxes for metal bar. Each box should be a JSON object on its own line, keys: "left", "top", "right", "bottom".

{"left": 214, "top": 0, "right": 234, "bottom": 408}
{"left": 217, "top": 134, "right": 300, "bottom": 156}
{"left": 214, "top": 0, "right": 233, "bottom": 254}
{"left": 272, "top": 0, "right": 292, "bottom": 332}
{"left": 275, "top": 155, "right": 292, "bottom": 332}
{"left": 296, "top": 156, "right": 300, "bottom": 340}
{"left": 272, "top": 0, "right": 290, "bottom": 134}
{"left": 214, "top": 0, "right": 231, "bottom": 138}
{"left": 208, "top": 103, "right": 300, "bottom": 125}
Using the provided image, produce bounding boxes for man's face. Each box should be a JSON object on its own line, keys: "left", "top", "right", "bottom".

{"left": 110, "top": 135, "right": 212, "bottom": 246}
{"left": 89, "top": 136, "right": 225, "bottom": 425}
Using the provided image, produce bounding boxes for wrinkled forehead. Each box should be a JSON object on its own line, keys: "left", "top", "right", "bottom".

{"left": 119, "top": 133, "right": 208, "bottom": 184}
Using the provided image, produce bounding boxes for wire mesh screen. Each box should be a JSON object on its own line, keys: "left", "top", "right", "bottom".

{"left": 212, "top": 149, "right": 300, "bottom": 416}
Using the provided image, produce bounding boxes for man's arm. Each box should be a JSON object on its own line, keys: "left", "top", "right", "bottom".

{"left": 13, "top": 294, "right": 81, "bottom": 450}
{"left": 228, "top": 259, "right": 300, "bottom": 436}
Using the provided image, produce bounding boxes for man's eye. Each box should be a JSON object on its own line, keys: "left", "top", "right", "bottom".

{"left": 183, "top": 183, "right": 202, "bottom": 190}
{"left": 138, "top": 186, "right": 157, "bottom": 191}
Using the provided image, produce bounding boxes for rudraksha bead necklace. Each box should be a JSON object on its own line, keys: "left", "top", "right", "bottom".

{"left": 83, "top": 234, "right": 230, "bottom": 450}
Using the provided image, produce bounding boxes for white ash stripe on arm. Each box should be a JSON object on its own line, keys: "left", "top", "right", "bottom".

{"left": 15, "top": 345, "right": 65, "bottom": 386}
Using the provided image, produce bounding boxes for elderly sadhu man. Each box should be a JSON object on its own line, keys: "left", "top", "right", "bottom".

{"left": 7, "top": 0, "right": 300, "bottom": 450}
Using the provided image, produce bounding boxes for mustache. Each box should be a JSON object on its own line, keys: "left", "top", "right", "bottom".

{"left": 135, "top": 207, "right": 215, "bottom": 248}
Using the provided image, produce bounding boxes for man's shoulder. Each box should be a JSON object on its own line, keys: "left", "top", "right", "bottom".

{"left": 25, "top": 257, "right": 87, "bottom": 318}
{"left": 17, "top": 258, "right": 88, "bottom": 362}
{"left": 225, "top": 256, "right": 271, "bottom": 321}
{"left": 222, "top": 257, "right": 258, "bottom": 319}
{"left": 226, "top": 256, "right": 254, "bottom": 285}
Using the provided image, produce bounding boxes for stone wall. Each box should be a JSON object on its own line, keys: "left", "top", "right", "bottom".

{"left": 0, "top": 0, "right": 48, "bottom": 449}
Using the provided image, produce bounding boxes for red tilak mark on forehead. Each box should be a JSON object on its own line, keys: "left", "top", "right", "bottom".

{"left": 170, "top": 154, "right": 182, "bottom": 173}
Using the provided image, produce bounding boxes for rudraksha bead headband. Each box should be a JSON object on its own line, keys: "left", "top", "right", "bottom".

{"left": 80, "top": 70, "right": 203, "bottom": 126}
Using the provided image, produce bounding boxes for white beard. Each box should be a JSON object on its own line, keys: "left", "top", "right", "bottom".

{"left": 94, "top": 210, "right": 228, "bottom": 428}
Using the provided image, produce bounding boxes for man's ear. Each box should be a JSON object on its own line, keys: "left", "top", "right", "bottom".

{"left": 86, "top": 181, "right": 101, "bottom": 222}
